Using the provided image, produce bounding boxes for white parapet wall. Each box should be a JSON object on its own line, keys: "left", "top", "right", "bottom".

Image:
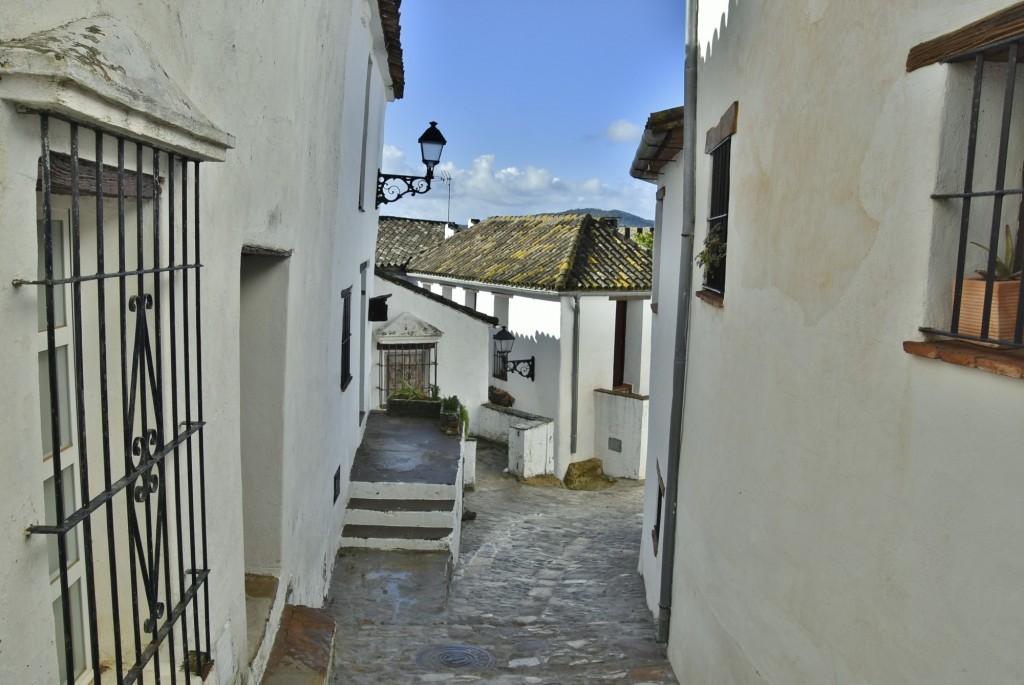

{"left": 479, "top": 404, "right": 555, "bottom": 477}
{"left": 509, "top": 420, "right": 555, "bottom": 478}
{"left": 593, "top": 389, "right": 649, "bottom": 480}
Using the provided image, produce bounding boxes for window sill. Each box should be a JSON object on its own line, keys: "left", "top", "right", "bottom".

{"left": 696, "top": 289, "right": 724, "bottom": 307}
{"left": 903, "top": 340, "right": 1024, "bottom": 379}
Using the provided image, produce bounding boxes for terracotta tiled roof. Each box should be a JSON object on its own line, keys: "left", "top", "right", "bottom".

{"left": 378, "top": 0, "right": 405, "bottom": 100}
{"left": 376, "top": 216, "right": 448, "bottom": 269}
{"left": 407, "top": 214, "right": 651, "bottom": 292}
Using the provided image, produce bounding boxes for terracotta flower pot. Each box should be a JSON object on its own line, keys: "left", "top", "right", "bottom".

{"left": 956, "top": 277, "right": 1021, "bottom": 341}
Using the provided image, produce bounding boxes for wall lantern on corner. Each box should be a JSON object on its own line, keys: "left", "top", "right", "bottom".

{"left": 493, "top": 326, "right": 535, "bottom": 382}
{"left": 376, "top": 121, "right": 447, "bottom": 207}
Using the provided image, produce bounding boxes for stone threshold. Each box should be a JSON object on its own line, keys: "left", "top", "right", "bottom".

{"left": 260, "top": 605, "right": 336, "bottom": 685}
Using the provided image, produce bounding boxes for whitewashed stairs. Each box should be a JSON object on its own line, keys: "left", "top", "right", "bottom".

{"left": 342, "top": 478, "right": 462, "bottom": 554}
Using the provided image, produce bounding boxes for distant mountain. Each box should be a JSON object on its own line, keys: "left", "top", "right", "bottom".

{"left": 555, "top": 208, "right": 654, "bottom": 228}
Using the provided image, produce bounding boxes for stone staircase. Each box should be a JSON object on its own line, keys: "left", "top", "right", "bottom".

{"left": 342, "top": 485, "right": 459, "bottom": 552}
{"left": 340, "top": 411, "right": 464, "bottom": 557}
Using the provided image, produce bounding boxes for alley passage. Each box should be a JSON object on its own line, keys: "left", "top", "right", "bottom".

{"left": 325, "top": 440, "right": 678, "bottom": 684}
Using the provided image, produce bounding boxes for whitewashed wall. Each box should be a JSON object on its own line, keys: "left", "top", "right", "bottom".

{"left": 660, "top": 1, "right": 1024, "bottom": 683}
{"left": 0, "top": 1, "right": 391, "bottom": 681}
{"left": 593, "top": 390, "right": 649, "bottom": 479}
{"left": 638, "top": 156, "right": 684, "bottom": 616}
{"left": 373, "top": 276, "right": 493, "bottom": 432}
{"left": 508, "top": 293, "right": 562, "bottom": 339}
{"left": 496, "top": 328, "right": 562, "bottom": 428}
{"left": 623, "top": 299, "right": 652, "bottom": 395}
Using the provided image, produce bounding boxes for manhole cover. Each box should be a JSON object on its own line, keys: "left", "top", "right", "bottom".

{"left": 415, "top": 644, "right": 495, "bottom": 669}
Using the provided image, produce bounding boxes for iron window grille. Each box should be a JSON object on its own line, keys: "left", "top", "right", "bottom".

{"left": 19, "top": 113, "right": 213, "bottom": 684}
{"left": 341, "top": 287, "right": 353, "bottom": 391}
{"left": 492, "top": 348, "right": 508, "bottom": 381}
{"left": 377, "top": 343, "right": 437, "bottom": 406}
{"left": 922, "top": 35, "right": 1024, "bottom": 347}
{"left": 702, "top": 138, "right": 731, "bottom": 294}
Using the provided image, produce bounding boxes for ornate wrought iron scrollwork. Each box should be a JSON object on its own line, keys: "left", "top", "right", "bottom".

{"left": 376, "top": 172, "right": 433, "bottom": 207}
{"left": 502, "top": 355, "right": 535, "bottom": 382}
{"left": 125, "top": 291, "right": 170, "bottom": 637}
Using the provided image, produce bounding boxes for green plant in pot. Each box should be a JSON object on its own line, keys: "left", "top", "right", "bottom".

{"left": 695, "top": 221, "right": 726, "bottom": 291}
{"left": 388, "top": 379, "right": 432, "bottom": 400}
{"left": 959, "top": 224, "right": 1022, "bottom": 341}
{"left": 439, "top": 395, "right": 462, "bottom": 435}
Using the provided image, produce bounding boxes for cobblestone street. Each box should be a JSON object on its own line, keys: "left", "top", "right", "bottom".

{"left": 326, "top": 440, "right": 678, "bottom": 684}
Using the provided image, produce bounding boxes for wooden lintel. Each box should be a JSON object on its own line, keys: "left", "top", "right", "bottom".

{"left": 37, "top": 151, "right": 160, "bottom": 199}
{"left": 705, "top": 101, "right": 739, "bottom": 154}
{"left": 907, "top": 2, "right": 1024, "bottom": 72}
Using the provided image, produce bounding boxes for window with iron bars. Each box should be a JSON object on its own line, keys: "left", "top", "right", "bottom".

{"left": 341, "top": 286, "right": 353, "bottom": 391}
{"left": 918, "top": 30, "right": 1024, "bottom": 347}
{"left": 702, "top": 138, "right": 731, "bottom": 295}
{"left": 492, "top": 347, "right": 508, "bottom": 381}
{"left": 697, "top": 102, "right": 737, "bottom": 304}
{"left": 377, "top": 343, "right": 437, "bottom": 406}
{"left": 19, "top": 113, "right": 214, "bottom": 684}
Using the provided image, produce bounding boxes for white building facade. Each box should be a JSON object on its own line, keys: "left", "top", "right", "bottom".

{"left": 404, "top": 213, "right": 653, "bottom": 479}
{"left": 0, "top": 1, "right": 403, "bottom": 683}
{"left": 641, "top": 2, "right": 1024, "bottom": 683}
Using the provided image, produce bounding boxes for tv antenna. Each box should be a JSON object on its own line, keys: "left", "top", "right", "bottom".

{"left": 437, "top": 170, "right": 452, "bottom": 223}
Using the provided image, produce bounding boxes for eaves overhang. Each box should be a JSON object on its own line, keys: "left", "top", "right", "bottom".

{"left": 374, "top": 0, "right": 405, "bottom": 100}
{"left": 407, "top": 272, "right": 651, "bottom": 301}
{"left": 630, "top": 105, "right": 684, "bottom": 184}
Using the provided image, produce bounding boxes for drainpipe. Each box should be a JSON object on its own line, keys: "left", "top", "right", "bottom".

{"left": 657, "top": 0, "right": 699, "bottom": 644}
{"left": 570, "top": 294, "right": 581, "bottom": 454}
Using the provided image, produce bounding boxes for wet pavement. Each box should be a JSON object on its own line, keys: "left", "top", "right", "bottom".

{"left": 351, "top": 413, "right": 461, "bottom": 485}
{"left": 325, "top": 439, "right": 678, "bottom": 684}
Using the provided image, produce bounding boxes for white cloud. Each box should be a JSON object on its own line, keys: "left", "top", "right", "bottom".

{"left": 382, "top": 150, "right": 656, "bottom": 225}
{"left": 603, "top": 119, "right": 643, "bottom": 144}
{"left": 381, "top": 144, "right": 415, "bottom": 174}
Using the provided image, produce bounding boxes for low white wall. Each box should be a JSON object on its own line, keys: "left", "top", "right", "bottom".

{"left": 593, "top": 389, "right": 649, "bottom": 480}
{"left": 478, "top": 404, "right": 549, "bottom": 441}
{"left": 478, "top": 405, "right": 555, "bottom": 478}
{"left": 509, "top": 419, "right": 555, "bottom": 478}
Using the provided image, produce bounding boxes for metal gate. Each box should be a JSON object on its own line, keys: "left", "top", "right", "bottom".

{"left": 18, "top": 113, "right": 212, "bottom": 684}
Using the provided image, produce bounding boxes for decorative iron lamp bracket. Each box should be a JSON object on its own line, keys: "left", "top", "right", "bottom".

{"left": 376, "top": 121, "right": 446, "bottom": 208}
{"left": 376, "top": 170, "right": 434, "bottom": 207}
{"left": 504, "top": 354, "right": 536, "bottom": 381}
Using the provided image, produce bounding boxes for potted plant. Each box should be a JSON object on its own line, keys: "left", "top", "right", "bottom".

{"left": 439, "top": 395, "right": 462, "bottom": 435}
{"left": 695, "top": 221, "right": 727, "bottom": 290}
{"left": 386, "top": 381, "right": 441, "bottom": 418}
{"left": 958, "top": 224, "right": 1022, "bottom": 341}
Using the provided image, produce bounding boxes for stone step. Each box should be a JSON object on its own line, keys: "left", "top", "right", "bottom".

{"left": 344, "top": 499, "right": 455, "bottom": 528}
{"left": 259, "top": 604, "right": 335, "bottom": 685}
{"left": 349, "top": 480, "right": 457, "bottom": 500}
{"left": 341, "top": 524, "right": 453, "bottom": 552}
{"left": 347, "top": 497, "right": 456, "bottom": 512}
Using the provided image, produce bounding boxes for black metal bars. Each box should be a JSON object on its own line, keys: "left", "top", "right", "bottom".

{"left": 22, "top": 112, "right": 212, "bottom": 684}
{"left": 376, "top": 343, "right": 438, "bottom": 407}
{"left": 925, "top": 37, "right": 1024, "bottom": 347}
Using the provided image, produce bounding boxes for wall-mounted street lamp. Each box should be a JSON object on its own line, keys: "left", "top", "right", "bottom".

{"left": 493, "top": 326, "right": 535, "bottom": 382}
{"left": 376, "top": 121, "right": 447, "bottom": 207}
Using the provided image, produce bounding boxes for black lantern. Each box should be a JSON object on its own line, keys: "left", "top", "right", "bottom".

{"left": 492, "top": 326, "right": 535, "bottom": 381}
{"left": 418, "top": 122, "right": 447, "bottom": 175}
{"left": 377, "top": 122, "right": 447, "bottom": 207}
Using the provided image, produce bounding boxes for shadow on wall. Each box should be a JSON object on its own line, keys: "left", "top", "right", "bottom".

{"left": 502, "top": 330, "right": 561, "bottom": 421}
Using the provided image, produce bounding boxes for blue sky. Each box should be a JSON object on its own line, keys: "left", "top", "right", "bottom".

{"left": 380, "top": 0, "right": 683, "bottom": 224}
